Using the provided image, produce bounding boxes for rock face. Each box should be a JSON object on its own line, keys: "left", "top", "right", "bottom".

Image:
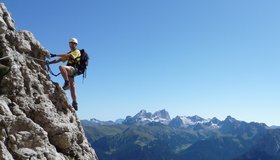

{"left": 0, "top": 3, "right": 98, "bottom": 160}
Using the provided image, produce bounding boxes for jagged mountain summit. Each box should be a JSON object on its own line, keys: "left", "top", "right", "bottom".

{"left": 81, "top": 118, "right": 124, "bottom": 126}
{"left": 168, "top": 115, "right": 213, "bottom": 128}
{"left": 0, "top": 3, "right": 98, "bottom": 160}
{"left": 123, "top": 109, "right": 171, "bottom": 125}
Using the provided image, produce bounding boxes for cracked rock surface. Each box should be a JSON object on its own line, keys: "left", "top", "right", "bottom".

{"left": 0, "top": 3, "right": 98, "bottom": 160}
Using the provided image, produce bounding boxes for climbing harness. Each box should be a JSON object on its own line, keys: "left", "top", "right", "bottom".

{"left": 45, "top": 61, "right": 61, "bottom": 77}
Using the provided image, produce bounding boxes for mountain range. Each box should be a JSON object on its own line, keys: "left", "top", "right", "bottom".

{"left": 82, "top": 109, "right": 279, "bottom": 160}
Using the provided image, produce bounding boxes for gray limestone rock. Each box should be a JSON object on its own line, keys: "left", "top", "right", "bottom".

{"left": 0, "top": 16, "right": 7, "bottom": 34}
{"left": 0, "top": 3, "right": 15, "bottom": 30}
{"left": 0, "top": 3, "right": 98, "bottom": 160}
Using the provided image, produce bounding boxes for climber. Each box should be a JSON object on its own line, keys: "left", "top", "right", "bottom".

{"left": 0, "top": 63, "right": 10, "bottom": 79}
{"left": 47, "top": 38, "right": 81, "bottom": 111}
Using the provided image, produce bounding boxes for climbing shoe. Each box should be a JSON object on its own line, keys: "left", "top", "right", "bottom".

{"left": 62, "top": 81, "right": 70, "bottom": 90}
{"left": 72, "top": 101, "right": 78, "bottom": 111}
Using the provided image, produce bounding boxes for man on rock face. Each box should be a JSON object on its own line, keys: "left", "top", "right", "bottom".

{"left": 47, "top": 38, "right": 81, "bottom": 111}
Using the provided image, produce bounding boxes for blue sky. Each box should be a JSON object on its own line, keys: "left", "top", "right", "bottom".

{"left": 2, "top": 0, "right": 280, "bottom": 125}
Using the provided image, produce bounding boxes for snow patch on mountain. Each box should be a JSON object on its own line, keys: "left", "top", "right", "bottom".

{"left": 123, "top": 109, "right": 171, "bottom": 125}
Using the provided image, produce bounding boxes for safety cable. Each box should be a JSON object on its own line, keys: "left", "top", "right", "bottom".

{"left": 25, "top": 55, "right": 61, "bottom": 77}
{"left": 1, "top": 54, "right": 61, "bottom": 77}
{"left": 25, "top": 55, "right": 46, "bottom": 62}
{"left": 0, "top": 55, "right": 12, "bottom": 61}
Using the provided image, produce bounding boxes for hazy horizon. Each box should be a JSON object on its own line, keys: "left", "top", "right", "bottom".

{"left": 83, "top": 108, "right": 277, "bottom": 126}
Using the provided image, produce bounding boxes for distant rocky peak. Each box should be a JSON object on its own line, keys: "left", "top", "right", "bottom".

{"left": 187, "top": 115, "right": 205, "bottom": 122}
{"left": 139, "top": 109, "right": 147, "bottom": 114}
{"left": 153, "top": 109, "right": 171, "bottom": 120}
{"left": 211, "top": 117, "right": 221, "bottom": 122}
{"left": 134, "top": 109, "right": 152, "bottom": 119}
{"left": 168, "top": 116, "right": 185, "bottom": 128}
{"left": 90, "top": 118, "right": 100, "bottom": 122}
{"left": 224, "top": 116, "right": 237, "bottom": 123}
{"left": 123, "top": 109, "right": 171, "bottom": 125}
{"left": 210, "top": 117, "right": 221, "bottom": 124}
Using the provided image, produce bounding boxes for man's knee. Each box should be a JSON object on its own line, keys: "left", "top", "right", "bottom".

{"left": 59, "top": 65, "right": 64, "bottom": 71}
